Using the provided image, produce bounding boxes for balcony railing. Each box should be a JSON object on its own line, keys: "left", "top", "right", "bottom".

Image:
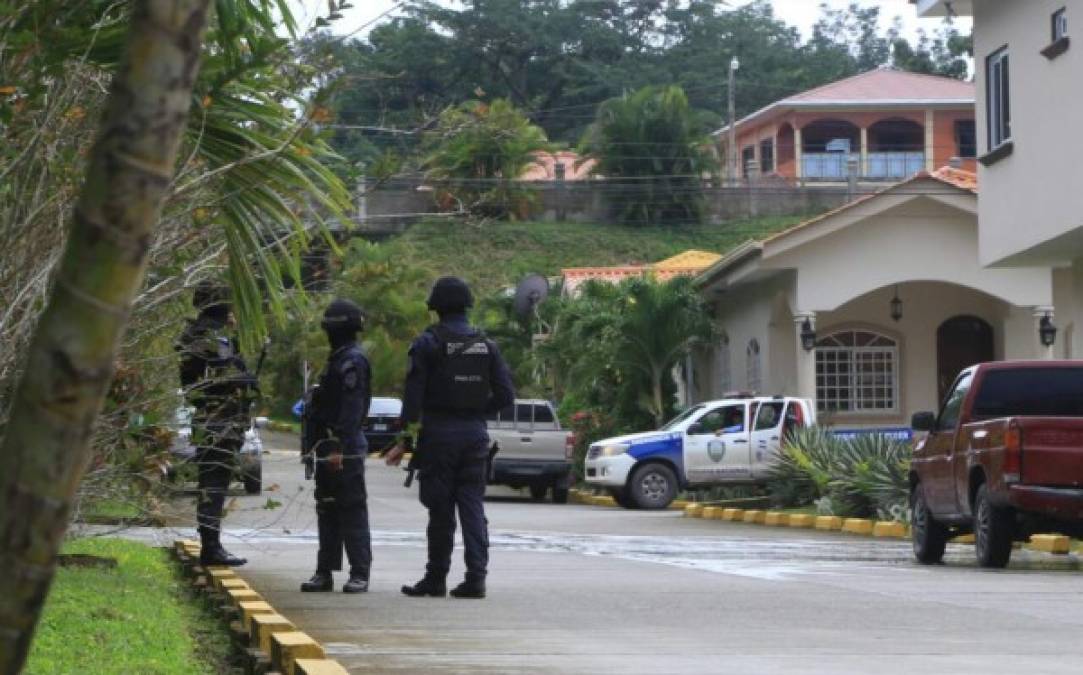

{"left": 801, "top": 152, "right": 925, "bottom": 181}
{"left": 866, "top": 152, "right": 925, "bottom": 179}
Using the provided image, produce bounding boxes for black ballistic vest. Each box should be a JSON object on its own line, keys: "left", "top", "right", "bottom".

{"left": 425, "top": 325, "right": 492, "bottom": 413}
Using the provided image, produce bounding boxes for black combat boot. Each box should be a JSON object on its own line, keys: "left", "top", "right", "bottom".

{"left": 343, "top": 574, "right": 369, "bottom": 594}
{"left": 449, "top": 577, "right": 486, "bottom": 599}
{"left": 200, "top": 545, "right": 247, "bottom": 567}
{"left": 401, "top": 575, "right": 446, "bottom": 597}
{"left": 300, "top": 571, "right": 333, "bottom": 592}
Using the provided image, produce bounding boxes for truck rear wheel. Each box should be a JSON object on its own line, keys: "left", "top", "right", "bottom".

{"left": 911, "top": 483, "right": 947, "bottom": 564}
{"left": 628, "top": 463, "right": 677, "bottom": 510}
{"left": 974, "top": 483, "right": 1013, "bottom": 568}
{"left": 552, "top": 486, "right": 569, "bottom": 504}
{"left": 529, "top": 484, "right": 548, "bottom": 501}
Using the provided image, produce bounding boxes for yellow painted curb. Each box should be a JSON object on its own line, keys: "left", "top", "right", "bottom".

{"left": 722, "top": 508, "right": 744, "bottom": 521}
{"left": 842, "top": 518, "right": 874, "bottom": 535}
{"left": 238, "top": 600, "right": 276, "bottom": 630}
{"left": 788, "top": 514, "right": 815, "bottom": 528}
{"left": 271, "top": 631, "right": 325, "bottom": 675}
{"left": 173, "top": 540, "right": 353, "bottom": 675}
{"left": 591, "top": 495, "right": 617, "bottom": 507}
{"left": 207, "top": 568, "right": 237, "bottom": 589}
{"left": 227, "top": 588, "right": 262, "bottom": 605}
{"left": 952, "top": 534, "right": 975, "bottom": 544}
{"left": 295, "top": 659, "right": 350, "bottom": 675}
{"left": 815, "top": 516, "right": 843, "bottom": 531}
{"left": 671, "top": 500, "right": 690, "bottom": 510}
{"left": 701, "top": 506, "right": 723, "bottom": 519}
{"left": 219, "top": 578, "right": 250, "bottom": 592}
{"left": 685, "top": 503, "right": 706, "bottom": 518}
{"left": 1028, "top": 534, "right": 1071, "bottom": 554}
{"left": 251, "top": 612, "right": 296, "bottom": 654}
{"left": 764, "top": 512, "right": 789, "bottom": 526}
{"left": 742, "top": 510, "right": 766, "bottom": 524}
{"left": 872, "top": 521, "right": 908, "bottom": 538}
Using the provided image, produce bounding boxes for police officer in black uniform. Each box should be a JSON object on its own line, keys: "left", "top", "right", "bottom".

{"left": 300, "top": 299, "right": 374, "bottom": 593}
{"left": 176, "top": 281, "right": 255, "bottom": 567}
{"left": 386, "top": 277, "right": 515, "bottom": 600}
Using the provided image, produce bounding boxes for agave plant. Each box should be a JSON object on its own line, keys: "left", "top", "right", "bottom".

{"left": 768, "top": 426, "right": 913, "bottom": 520}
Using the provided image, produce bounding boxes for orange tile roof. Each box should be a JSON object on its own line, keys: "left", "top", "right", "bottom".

{"left": 715, "top": 68, "right": 974, "bottom": 136}
{"left": 929, "top": 165, "right": 978, "bottom": 192}
{"left": 786, "top": 68, "right": 974, "bottom": 104}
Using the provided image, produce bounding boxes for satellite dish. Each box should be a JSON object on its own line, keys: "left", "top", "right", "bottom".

{"left": 513, "top": 274, "right": 549, "bottom": 320}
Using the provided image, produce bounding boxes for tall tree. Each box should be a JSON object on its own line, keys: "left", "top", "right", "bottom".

{"left": 0, "top": 2, "right": 212, "bottom": 669}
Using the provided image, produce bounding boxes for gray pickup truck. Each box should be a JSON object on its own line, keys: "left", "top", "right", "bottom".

{"left": 487, "top": 399, "right": 574, "bottom": 504}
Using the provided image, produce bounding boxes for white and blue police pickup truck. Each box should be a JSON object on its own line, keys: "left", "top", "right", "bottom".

{"left": 584, "top": 396, "right": 816, "bottom": 509}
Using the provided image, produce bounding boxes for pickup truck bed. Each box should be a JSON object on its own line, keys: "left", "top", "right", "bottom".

{"left": 910, "top": 361, "right": 1083, "bottom": 567}
{"left": 487, "top": 399, "right": 573, "bottom": 504}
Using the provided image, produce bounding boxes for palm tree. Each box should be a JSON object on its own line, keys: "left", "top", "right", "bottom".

{"left": 0, "top": 1, "right": 352, "bottom": 669}
{"left": 579, "top": 85, "right": 718, "bottom": 226}
{"left": 423, "top": 98, "right": 551, "bottom": 219}
{"left": 608, "top": 276, "right": 716, "bottom": 425}
{"left": 543, "top": 275, "right": 715, "bottom": 428}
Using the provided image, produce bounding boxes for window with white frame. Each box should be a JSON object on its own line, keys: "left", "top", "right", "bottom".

{"left": 746, "top": 339, "right": 762, "bottom": 393}
{"left": 986, "top": 47, "right": 1011, "bottom": 150}
{"left": 815, "top": 329, "right": 898, "bottom": 414}
{"left": 1053, "top": 7, "right": 1068, "bottom": 41}
{"left": 715, "top": 334, "right": 732, "bottom": 394}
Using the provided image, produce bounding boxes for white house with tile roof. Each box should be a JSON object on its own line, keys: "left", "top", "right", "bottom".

{"left": 690, "top": 168, "right": 1061, "bottom": 432}
{"left": 914, "top": 0, "right": 1083, "bottom": 363}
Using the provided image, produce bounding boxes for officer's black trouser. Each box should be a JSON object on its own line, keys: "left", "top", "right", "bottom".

{"left": 315, "top": 467, "right": 372, "bottom": 579}
{"left": 196, "top": 437, "right": 239, "bottom": 548}
{"left": 418, "top": 440, "right": 489, "bottom": 582}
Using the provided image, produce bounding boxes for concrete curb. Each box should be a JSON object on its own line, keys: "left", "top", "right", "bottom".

{"left": 172, "top": 540, "right": 348, "bottom": 675}
{"left": 569, "top": 490, "right": 1078, "bottom": 556}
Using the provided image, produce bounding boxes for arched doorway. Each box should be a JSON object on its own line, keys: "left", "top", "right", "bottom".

{"left": 937, "top": 316, "right": 994, "bottom": 402}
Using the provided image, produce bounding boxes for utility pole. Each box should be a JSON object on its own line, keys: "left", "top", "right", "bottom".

{"left": 728, "top": 55, "right": 740, "bottom": 185}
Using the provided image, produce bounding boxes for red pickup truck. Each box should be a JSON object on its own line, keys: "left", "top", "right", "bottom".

{"left": 910, "top": 361, "right": 1083, "bottom": 568}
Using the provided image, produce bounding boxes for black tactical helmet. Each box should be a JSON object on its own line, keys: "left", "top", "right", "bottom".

{"left": 192, "top": 279, "right": 230, "bottom": 312}
{"left": 426, "top": 276, "right": 474, "bottom": 313}
{"left": 321, "top": 298, "right": 365, "bottom": 332}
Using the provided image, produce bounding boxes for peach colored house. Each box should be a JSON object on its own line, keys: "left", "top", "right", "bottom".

{"left": 714, "top": 68, "right": 976, "bottom": 183}
{"left": 520, "top": 150, "right": 596, "bottom": 181}
{"left": 561, "top": 250, "right": 721, "bottom": 296}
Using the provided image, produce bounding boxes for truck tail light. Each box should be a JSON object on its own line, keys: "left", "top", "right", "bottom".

{"left": 565, "top": 433, "right": 576, "bottom": 460}
{"left": 1003, "top": 421, "right": 1022, "bottom": 483}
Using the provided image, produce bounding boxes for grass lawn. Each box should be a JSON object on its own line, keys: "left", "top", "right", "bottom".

{"left": 384, "top": 216, "right": 809, "bottom": 295}
{"left": 25, "top": 538, "right": 233, "bottom": 675}
{"left": 81, "top": 497, "right": 143, "bottom": 521}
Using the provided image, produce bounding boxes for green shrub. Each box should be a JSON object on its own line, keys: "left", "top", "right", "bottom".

{"left": 768, "top": 427, "right": 912, "bottom": 521}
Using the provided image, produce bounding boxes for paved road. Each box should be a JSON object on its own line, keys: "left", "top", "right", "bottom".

{"left": 180, "top": 432, "right": 1083, "bottom": 674}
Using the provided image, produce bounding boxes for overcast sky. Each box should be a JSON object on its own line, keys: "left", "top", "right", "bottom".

{"left": 285, "top": 0, "right": 970, "bottom": 42}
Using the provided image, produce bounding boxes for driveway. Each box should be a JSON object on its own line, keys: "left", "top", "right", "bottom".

{"left": 175, "top": 432, "right": 1083, "bottom": 674}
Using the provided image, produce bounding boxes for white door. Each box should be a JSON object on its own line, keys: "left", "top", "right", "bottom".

{"left": 683, "top": 403, "right": 752, "bottom": 484}
{"left": 750, "top": 401, "right": 786, "bottom": 478}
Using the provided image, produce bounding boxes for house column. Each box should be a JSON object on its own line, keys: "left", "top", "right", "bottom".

{"left": 794, "top": 312, "right": 817, "bottom": 404}
{"left": 859, "top": 126, "right": 869, "bottom": 178}
{"left": 924, "top": 109, "right": 935, "bottom": 172}
{"left": 794, "top": 126, "right": 804, "bottom": 181}
{"left": 1034, "top": 306, "right": 1057, "bottom": 359}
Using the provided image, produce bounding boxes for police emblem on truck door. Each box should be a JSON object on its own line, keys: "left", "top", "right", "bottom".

{"left": 707, "top": 439, "right": 726, "bottom": 462}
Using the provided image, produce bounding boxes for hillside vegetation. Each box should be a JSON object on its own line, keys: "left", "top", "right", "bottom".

{"left": 379, "top": 216, "right": 808, "bottom": 295}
